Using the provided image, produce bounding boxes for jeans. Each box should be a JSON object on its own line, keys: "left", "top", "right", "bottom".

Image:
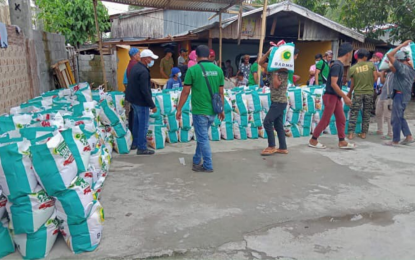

{"left": 131, "top": 104, "right": 150, "bottom": 150}
{"left": 312, "top": 94, "right": 346, "bottom": 141}
{"left": 193, "top": 115, "right": 215, "bottom": 170}
{"left": 391, "top": 93, "right": 412, "bottom": 143}
{"left": 263, "top": 102, "right": 287, "bottom": 149}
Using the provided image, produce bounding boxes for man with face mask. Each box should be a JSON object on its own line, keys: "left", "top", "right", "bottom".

{"left": 126, "top": 49, "right": 159, "bottom": 155}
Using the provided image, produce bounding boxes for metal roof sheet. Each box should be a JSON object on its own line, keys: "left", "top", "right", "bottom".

{"left": 101, "top": 0, "right": 244, "bottom": 12}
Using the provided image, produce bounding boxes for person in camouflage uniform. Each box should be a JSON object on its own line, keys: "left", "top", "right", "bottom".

{"left": 258, "top": 47, "right": 295, "bottom": 156}
{"left": 347, "top": 49, "right": 378, "bottom": 139}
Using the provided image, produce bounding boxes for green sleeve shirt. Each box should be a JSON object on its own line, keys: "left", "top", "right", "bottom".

{"left": 316, "top": 60, "right": 329, "bottom": 84}
{"left": 160, "top": 57, "right": 174, "bottom": 77}
{"left": 248, "top": 62, "right": 258, "bottom": 86}
{"left": 184, "top": 61, "right": 224, "bottom": 115}
{"left": 349, "top": 61, "right": 376, "bottom": 95}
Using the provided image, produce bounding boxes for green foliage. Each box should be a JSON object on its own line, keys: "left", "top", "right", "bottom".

{"left": 36, "top": 0, "right": 110, "bottom": 48}
{"left": 338, "top": 0, "right": 415, "bottom": 42}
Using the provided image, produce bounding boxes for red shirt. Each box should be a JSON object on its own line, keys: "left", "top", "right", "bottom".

{"left": 127, "top": 59, "right": 138, "bottom": 78}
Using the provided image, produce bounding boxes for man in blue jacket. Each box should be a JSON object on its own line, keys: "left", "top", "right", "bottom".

{"left": 126, "top": 49, "right": 159, "bottom": 155}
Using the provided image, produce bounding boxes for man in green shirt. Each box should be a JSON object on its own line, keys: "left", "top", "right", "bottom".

{"left": 160, "top": 48, "right": 174, "bottom": 79}
{"left": 248, "top": 59, "right": 259, "bottom": 86}
{"left": 176, "top": 45, "right": 225, "bottom": 173}
{"left": 347, "top": 48, "right": 377, "bottom": 139}
{"left": 315, "top": 51, "right": 332, "bottom": 85}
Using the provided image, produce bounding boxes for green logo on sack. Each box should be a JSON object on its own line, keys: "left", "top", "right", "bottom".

{"left": 53, "top": 140, "right": 71, "bottom": 159}
{"left": 281, "top": 50, "right": 292, "bottom": 61}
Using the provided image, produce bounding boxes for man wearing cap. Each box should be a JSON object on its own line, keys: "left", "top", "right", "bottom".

{"left": 315, "top": 50, "right": 332, "bottom": 86}
{"left": 209, "top": 49, "right": 218, "bottom": 66}
{"left": 160, "top": 48, "right": 174, "bottom": 79}
{"left": 123, "top": 48, "right": 140, "bottom": 132}
{"left": 126, "top": 49, "right": 159, "bottom": 155}
{"left": 385, "top": 40, "right": 415, "bottom": 146}
{"left": 166, "top": 67, "right": 182, "bottom": 89}
{"left": 176, "top": 45, "right": 225, "bottom": 172}
{"left": 309, "top": 43, "right": 356, "bottom": 149}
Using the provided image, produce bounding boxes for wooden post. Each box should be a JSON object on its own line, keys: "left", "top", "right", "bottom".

{"left": 219, "top": 12, "right": 222, "bottom": 66}
{"left": 258, "top": 0, "right": 268, "bottom": 60}
{"left": 237, "top": 5, "right": 242, "bottom": 45}
{"left": 93, "top": 0, "right": 108, "bottom": 91}
{"left": 208, "top": 30, "right": 212, "bottom": 49}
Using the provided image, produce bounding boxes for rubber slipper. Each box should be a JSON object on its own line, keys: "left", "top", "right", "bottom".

{"left": 381, "top": 135, "right": 392, "bottom": 140}
{"left": 369, "top": 131, "right": 383, "bottom": 136}
{"left": 384, "top": 141, "right": 400, "bottom": 147}
{"left": 358, "top": 133, "right": 367, "bottom": 139}
{"left": 261, "top": 148, "right": 277, "bottom": 156}
{"left": 400, "top": 139, "right": 415, "bottom": 145}
{"left": 308, "top": 143, "right": 327, "bottom": 149}
{"left": 276, "top": 149, "right": 289, "bottom": 154}
{"left": 339, "top": 143, "right": 356, "bottom": 149}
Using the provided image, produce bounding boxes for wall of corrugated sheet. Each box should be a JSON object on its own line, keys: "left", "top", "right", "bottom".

{"left": 111, "top": 11, "right": 165, "bottom": 39}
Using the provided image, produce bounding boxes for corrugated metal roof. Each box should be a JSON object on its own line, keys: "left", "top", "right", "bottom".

{"left": 186, "top": 1, "right": 365, "bottom": 42}
{"left": 101, "top": 0, "right": 244, "bottom": 12}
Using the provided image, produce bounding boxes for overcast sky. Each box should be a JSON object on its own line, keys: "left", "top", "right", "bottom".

{"left": 102, "top": 2, "right": 129, "bottom": 15}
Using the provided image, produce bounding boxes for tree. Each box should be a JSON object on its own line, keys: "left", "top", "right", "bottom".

{"left": 36, "top": 0, "right": 110, "bottom": 48}
{"left": 338, "top": 0, "right": 415, "bottom": 42}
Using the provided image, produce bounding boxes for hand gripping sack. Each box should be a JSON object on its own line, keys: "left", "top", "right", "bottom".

{"left": 0, "top": 139, "right": 38, "bottom": 202}
{"left": 60, "top": 200, "right": 104, "bottom": 254}
{"left": 11, "top": 210, "right": 59, "bottom": 260}
{"left": 0, "top": 218, "right": 15, "bottom": 258}
{"left": 31, "top": 132, "right": 78, "bottom": 196}
{"left": 61, "top": 127, "right": 92, "bottom": 173}
{"left": 55, "top": 177, "right": 94, "bottom": 226}
{"left": 7, "top": 186, "right": 55, "bottom": 234}
{"left": 267, "top": 43, "right": 295, "bottom": 73}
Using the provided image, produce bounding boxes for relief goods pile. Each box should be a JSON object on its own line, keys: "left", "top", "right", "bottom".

{"left": 0, "top": 83, "right": 129, "bottom": 259}
{"left": 148, "top": 85, "right": 363, "bottom": 149}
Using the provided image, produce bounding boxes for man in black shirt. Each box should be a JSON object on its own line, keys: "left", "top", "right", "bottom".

{"left": 309, "top": 43, "right": 356, "bottom": 149}
{"left": 126, "top": 49, "right": 158, "bottom": 155}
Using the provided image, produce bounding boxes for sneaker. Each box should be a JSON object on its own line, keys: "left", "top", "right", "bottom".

{"left": 131, "top": 145, "right": 137, "bottom": 150}
{"left": 192, "top": 164, "right": 213, "bottom": 173}
{"left": 136, "top": 149, "right": 155, "bottom": 155}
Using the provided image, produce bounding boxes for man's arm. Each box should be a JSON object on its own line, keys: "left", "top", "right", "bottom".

{"left": 373, "top": 70, "right": 378, "bottom": 84}
{"left": 387, "top": 40, "right": 412, "bottom": 66}
{"left": 347, "top": 78, "right": 354, "bottom": 98}
{"left": 315, "top": 69, "right": 320, "bottom": 85}
{"left": 380, "top": 71, "right": 387, "bottom": 84}
{"left": 259, "top": 49, "right": 271, "bottom": 68}
{"left": 177, "top": 86, "right": 191, "bottom": 112}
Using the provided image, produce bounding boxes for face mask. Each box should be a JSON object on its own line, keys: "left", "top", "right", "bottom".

{"left": 178, "top": 72, "right": 182, "bottom": 78}
{"left": 315, "top": 61, "right": 319, "bottom": 64}
{"left": 148, "top": 60, "right": 154, "bottom": 68}
{"left": 374, "top": 61, "right": 379, "bottom": 65}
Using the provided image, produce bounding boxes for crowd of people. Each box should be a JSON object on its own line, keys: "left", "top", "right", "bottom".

{"left": 122, "top": 40, "right": 414, "bottom": 172}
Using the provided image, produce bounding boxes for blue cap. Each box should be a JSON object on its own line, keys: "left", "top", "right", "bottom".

{"left": 129, "top": 48, "right": 139, "bottom": 57}
{"left": 170, "top": 67, "right": 180, "bottom": 77}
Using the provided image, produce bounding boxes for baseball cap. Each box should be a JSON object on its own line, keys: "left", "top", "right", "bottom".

{"left": 338, "top": 43, "right": 353, "bottom": 57}
{"left": 170, "top": 67, "right": 180, "bottom": 77}
{"left": 325, "top": 50, "right": 333, "bottom": 56}
{"left": 140, "top": 49, "right": 159, "bottom": 59}
{"left": 354, "top": 50, "right": 359, "bottom": 60}
{"left": 374, "top": 52, "right": 384, "bottom": 59}
{"left": 129, "top": 47, "right": 139, "bottom": 57}
{"left": 209, "top": 49, "right": 216, "bottom": 57}
{"left": 196, "top": 45, "right": 210, "bottom": 58}
{"left": 180, "top": 48, "right": 188, "bottom": 53}
{"left": 395, "top": 51, "right": 409, "bottom": 61}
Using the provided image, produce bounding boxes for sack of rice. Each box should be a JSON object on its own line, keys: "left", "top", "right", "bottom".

{"left": 7, "top": 186, "right": 55, "bottom": 234}
{"left": 0, "top": 114, "right": 32, "bottom": 134}
{"left": 259, "top": 93, "right": 271, "bottom": 112}
{"left": 248, "top": 111, "right": 262, "bottom": 127}
{"left": 233, "top": 112, "right": 248, "bottom": 127}
{"left": 74, "top": 85, "right": 93, "bottom": 103}
{"left": 258, "top": 126, "right": 267, "bottom": 138}
{"left": 300, "top": 112, "right": 313, "bottom": 137}
{"left": 246, "top": 125, "right": 259, "bottom": 139}
{"left": 61, "top": 127, "right": 91, "bottom": 174}
{"left": 0, "top": 192, "right": 6, "bottom": 218}
{"left": 79, "top": 171, "right": 94, "bottom": 189}
{"left": 267, "top": 42, "right": 295, "bottom": 73}
{"left": 55, "top": 177, "right": 94, "bottom": 225}
{"left": 147, "top": 125, "right": 167, "bottom": 149}
{"left": 239, "top": 125, "right": 248, "bottom": 140}
{"left": 166, "top": 113, "right": 179, "bottom": 132}
{"left": 287, "top": 88, "right": 303, "bottom": 111}
{"left": 208, "top": 126, "right": 221, "bottom": 141}
{"left": 155, "top": 92, "right": 179, "bottom": 115}
{"left": 108, "top": 91, "right": 126, "bottom": 115}
{"left": 92, "top": 172, "right": 107, "bottom": 199}
{"left": 235, "top": 93, "right": 248, "bottom": 115}
{"left": 19, "top": 127, "right": 56, "bottom": 141}
{"left": 99, "top": 99, "right": 120, "bottom": 126}
{"left": 31, "top": 132, "right": 78, "bottom": 196}
{"left": 166, "top": 131, "right": 179, "bottom": 144}
{"left": 220, "top": 122, "right": 234, "bottom": 140}
{"left": 113, "top": 130, "right": 132, "bottom": 154}
{"left": 245, "top": 91, "right": 262, "bottom": 113}
{"left": 291, "top": 123, "right": 302, "bottom": 138}
{"left": 59, "top": 200, "right": 104, "bottom": 254}
{"left": 92, "top": 87, "right": 105, "bottom": 102}
{"left": 178, "top": 128, "right": 194, "bottom": 143}
{"left": 302, "top": 91, "right": 316, "bottom": 114}
{"left": 0, "top": 139, "right": 38, "bottom": 202}
{"left": 12, "top": 210, "right": 59, "bottom": 259}
{"left": 0, "top": 218, "right": 15, "bottom": 258}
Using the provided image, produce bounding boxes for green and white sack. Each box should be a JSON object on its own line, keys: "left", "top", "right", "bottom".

{"left": 246, "top": 125, "right": 259, "bottom": 139}
{"left": 147, "top": 125, "right": 167, "bottom": 148}
{"left": 288, "top": 88, "right": 303, "bottom": 111}
{"left": 233, "top": 112, "right": 248, "bottom": 127}
{"left": 166, "top": 131, "right": 179, "bottom": 144}
{"left": 0, "top": 192, "right": 6, "bottom": 218}
{"left": 155, "top": 92, "right": 179, "bottom": 115}
{"left": 0, "top": 114, "right": 32, "bottom": 134}
{"left": 291, "top": 123, "right": 302, "bottom": 138}
{"left": 114, "top": 129, "right": 132, "bottom": 154}
{"left": 259, "top": 93, "right": 271, "bottom": 112}
{"left": 75, "top": 86, "right": 93, "bottom": 103}
{"left": 7, "top": 186, "right": 55, "bottom": 234}
{"left": 166, "top": 113, "right": 179, "bottom": 132}
{"left": 61, "top": 127, "right": 92, "bottom": 173}
{"left": 12, "top": 210, "right": 59, "bottom": 260}
{"left": 248, "top": 111, "right": 262, "bottom": 127}
{"left": 110, "top": 121, "right": 128, "bottom": 138}
{"left": 0, "top": 218, "right": 15, "bottom": 258}
{"left": 31, "top": 132, "right": 78, "bottom": 196}
{"left": 0, "top": 139, "right": 38, "bottom": 202}
{"left": 267, "top": 43, "right": 295, "bottom": 73}
{"left": 79, "top": 171, "right": 94, "bottom": 190}
{"left": 208, "top": 126, "right": 221, "bottom": 141}
{"left": 245, "top": 91, "right": 262, "bottom": 113}
{"left": 235, "top": 93, "right": 248, "bottom": 115}
{"left": 20, "top": 127, "right": 56, "bottom": 141}
{"left": 178, "top": 128, "right": 194, "bottom": 143}
{"left": 60, "top": 200, "right": 104, "bottom": 254}
{"left": 99, "top": 99, "right": 120, "bottom": 126}
{"left": 179, "top": 96, "right": 192, "bottom": 130}
{"left": 220, "top": 122, "right": 234, "bottom": 140}
{"left": 108, "top": 91, "right": 126, "bottom": 115}
{"left": 92, "top": 172, "right": 107, "bottom": 199}
{"left": 55, "top": 177, "right": 94, "bottom": 225}
{"left": 100, "top": 145, "right": 111, "bottom": 173}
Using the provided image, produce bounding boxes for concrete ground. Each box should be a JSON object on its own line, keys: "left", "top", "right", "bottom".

{"left": 6, "top": 103, "right": 415, "bottom": 260}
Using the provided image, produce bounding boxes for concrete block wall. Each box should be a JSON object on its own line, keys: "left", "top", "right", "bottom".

{"left": 78, "top": 54, "right": 116, "bottom": 90}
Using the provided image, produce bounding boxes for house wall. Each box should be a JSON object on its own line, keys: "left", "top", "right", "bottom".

{"left": 111, "top": 11, "right": 164, "bottom": 39}
{"left": 117, "top": 48, "right": 130, "bottom": 92}
{"left": 78, "top": 54, "right": 116, "bottom": 90}
{"left": 211, "top": 13, "right": 263, "bottom": 40}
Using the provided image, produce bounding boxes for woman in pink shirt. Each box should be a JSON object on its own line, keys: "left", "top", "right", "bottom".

{"left": 308, "top": 54, "right": 323, "bottom": 86}
{"left": 188, "top": 50, "right": 197, "bottom": 68}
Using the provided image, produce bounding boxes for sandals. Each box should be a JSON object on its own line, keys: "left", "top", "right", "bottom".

{"left": 276, "top": 149, "right": 289, "bottom": 154}
{"left": 261, "top": 147, "right": 277, "bottom": 156}
{"left": 339, "top": 143, "right": 357, "bottom": 149}
{"left": 384, "top": 141, "right": 400, "bottom": 147}
{"left": 381, "top": 135, "right": 392, "bottom": 140}
{"left": 400, "top": 139, "right": 415, "bottom": 145}
{"left": 308, "top": 142, "right": 327, "bottom": 149}
{"left": 358, "top": 133, "right": 367, "bottom": 139}
{"left": 369, "top": 131, "right": 383, "bottom": 136}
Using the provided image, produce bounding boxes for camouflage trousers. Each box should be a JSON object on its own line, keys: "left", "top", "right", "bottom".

{"left": 349, "top": 94, "right": 373, "bottom": 134}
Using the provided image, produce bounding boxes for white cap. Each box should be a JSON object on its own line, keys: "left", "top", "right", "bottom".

{"left": 140, "top": 49, "right": 159, "bottom": 59}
